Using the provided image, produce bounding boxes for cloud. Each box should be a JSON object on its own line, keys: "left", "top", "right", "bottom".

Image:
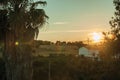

{"left": 39, "top": 30, "right": 93, "bottom": 34}
{"left": 53, "top": 22, "right": 68, "bottom": 25}
{"left": 72, "top": 29, "right": 93, "bottom": 32}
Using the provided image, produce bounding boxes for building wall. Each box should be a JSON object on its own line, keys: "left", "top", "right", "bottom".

{"left": 79, "top": 47, "right": 99, "bottom": 58}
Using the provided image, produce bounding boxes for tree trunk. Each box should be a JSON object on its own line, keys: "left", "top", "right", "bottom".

{"left": 3, "top": 30, "right": 33, "bottom": 80}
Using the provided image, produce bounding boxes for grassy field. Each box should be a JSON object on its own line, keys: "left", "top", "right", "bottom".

{"left": 33, "top": 45, "right": 78, "bottom": 57}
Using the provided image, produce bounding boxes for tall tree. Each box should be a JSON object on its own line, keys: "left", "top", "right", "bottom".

{"left": 110, "top": 0, "right": 120, "bottom": 40}
{"left": 108, "top": 0, "right": 120, "bottom": 58}
{"left": 0, "top": 0, "right": 48, "bottom": 80}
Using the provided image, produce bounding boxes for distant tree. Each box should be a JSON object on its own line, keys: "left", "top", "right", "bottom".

{"left": 55, "top": 41, "right": 61, "bottom": 45}
{"left": 73, "top": 41, "right": 84, "bottom": 48}
{"left": 0, "top": 0, "right": 48, "bottom": 80}
{"left": 67, "top": 42, "right": 72, "bottom": 45}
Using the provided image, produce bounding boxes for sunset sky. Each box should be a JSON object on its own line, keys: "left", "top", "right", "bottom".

{"left": 38, "top": 0, "right": 114, "bottom": 42}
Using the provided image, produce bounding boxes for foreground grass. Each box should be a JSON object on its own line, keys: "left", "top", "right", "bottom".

{"left": 0, "top": 55, "right": 120, "bottom": 80}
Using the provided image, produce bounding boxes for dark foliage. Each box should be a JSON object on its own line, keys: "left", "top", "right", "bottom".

{"left": 0, "top": 58, "right": 6, "bottom": 80}
{"left": 1, "top": 55, "right": 120, "bottom": 80}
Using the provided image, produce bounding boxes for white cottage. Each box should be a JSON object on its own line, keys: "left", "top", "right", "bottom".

{"left": 79, "top": 47, "right": 99, "bottom": 58}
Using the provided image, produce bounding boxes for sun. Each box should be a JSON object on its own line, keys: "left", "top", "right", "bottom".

{"left": 91, "top": 32, "right": 102, "bottom": 43}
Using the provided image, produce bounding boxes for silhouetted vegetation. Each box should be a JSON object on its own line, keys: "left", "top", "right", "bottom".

{"left": 1, "top": 55, "right": 120, "bottom": 80}
{"left": 102, "top": 0, "right": 120, "bottom": 60}
{"left": 0, "top": 0, "right": 48, "bottom": 80}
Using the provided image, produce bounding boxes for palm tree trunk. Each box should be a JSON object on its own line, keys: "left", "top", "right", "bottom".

{"left": 3, "top": 30, "right": 33, "bottom": 80}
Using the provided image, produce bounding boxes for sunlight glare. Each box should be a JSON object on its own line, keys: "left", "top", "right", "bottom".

{"left": 91, "top": 32, "right": 102, "bottom": 43}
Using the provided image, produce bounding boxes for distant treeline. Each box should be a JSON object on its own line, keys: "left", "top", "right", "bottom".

{"left": 34, "top": 40, "right": 85, "bottom": 47}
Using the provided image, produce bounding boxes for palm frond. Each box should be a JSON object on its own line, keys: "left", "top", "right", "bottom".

{"left": 29, "top": 8, "right": 48, "bottom": 26}
{"left": 0, "top": 0, "right": 48, "bottom": 41}
{"left": 30, "top": 1, "right": 47, "bottom": 10}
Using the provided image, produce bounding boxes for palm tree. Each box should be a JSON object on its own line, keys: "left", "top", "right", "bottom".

{"left": 0, "top": 0, "right": 48, "bottom": 80}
